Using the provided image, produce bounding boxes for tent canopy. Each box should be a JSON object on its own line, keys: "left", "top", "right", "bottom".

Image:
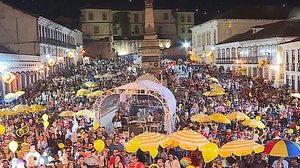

{"left": 136, "top": 74, "right": 160, "bottom": 83}
{"left": 115, "top": 80, "right": 176, "bottom": 132}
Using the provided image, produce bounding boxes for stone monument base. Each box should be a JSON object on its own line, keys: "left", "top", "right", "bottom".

{"left": 140, "top": 38, "right": 160, "bottom": 73}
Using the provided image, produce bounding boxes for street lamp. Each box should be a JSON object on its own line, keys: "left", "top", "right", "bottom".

{"left": 0, "top": 63, "right": 7, "bottom": 73}
{"left": 182, "top": 41, "right": 191, "bottom": 49}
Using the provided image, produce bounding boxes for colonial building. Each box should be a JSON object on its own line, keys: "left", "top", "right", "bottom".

{"left": 214, "top": 19, "right": 300, "bottom": 87}
{"left": 190, "top": 6, "right": 292, "bottom": 64}
{"left": 0, "top": 0, "right": 83, "bottom": 97}
{"left": 280, "top": 38, "right": 300, "bottom": 92}
{"left": 80, "top": 8, "right": 194, "bottom": 41}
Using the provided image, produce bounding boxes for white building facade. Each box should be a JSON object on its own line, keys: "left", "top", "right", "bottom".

{"left": 0, "top": 0, "right": 83, "bottom": 97}
{"left": 80, "top": 8, "right": 194, "bottom": 41}
{"left": 280, "top": 40, "right": 300, "bottom": 92}
{"left": 215, "top": 36, "right": 297, "bottom": 87}
{"left": 190, "top": 19, "right": 280, "bottom": 64}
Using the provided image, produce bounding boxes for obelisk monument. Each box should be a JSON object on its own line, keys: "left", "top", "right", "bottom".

{"left": 140, "top": 0, "right": 160, "bottom": 73}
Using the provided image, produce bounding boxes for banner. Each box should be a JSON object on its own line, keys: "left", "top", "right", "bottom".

{"left": 174, "top": 65, "right": 192, "bottom": 78}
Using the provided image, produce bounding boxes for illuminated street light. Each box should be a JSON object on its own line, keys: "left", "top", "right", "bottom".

{"left": 182, "top": 41, "right": 191, "bottom": 49}
{"left": 0, "top": 63, "right": 8, "bottom": 73}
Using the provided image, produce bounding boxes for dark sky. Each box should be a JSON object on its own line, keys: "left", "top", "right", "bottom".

{"left": 5, "top": 0, "right": 300, "bottom": 25}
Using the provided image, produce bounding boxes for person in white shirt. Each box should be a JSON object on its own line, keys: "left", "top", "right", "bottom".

{"left": 25, "top": 145, "right": 41, "bottom": 167}
{"left": 272, "top": 158, "right": 289, "bottom": 168}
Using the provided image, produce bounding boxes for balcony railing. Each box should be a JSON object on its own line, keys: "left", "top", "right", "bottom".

{"left": 239, "top": 57, "right": 258, "bottom": 64}
{"left": 40, "top": 37, "right": 76, "bottom": 49}
{"left": 216, "top": 57, "right": 259, "bottom": 64}
{"left": 216, "top": 57, "right": 236, "bottom": 64}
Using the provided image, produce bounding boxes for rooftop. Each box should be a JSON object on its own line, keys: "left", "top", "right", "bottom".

{"left": 215, "top": 5, "right": 292, "bottom": 20}
{"left": 218, "top": 19, "right": 300, "bottom": 44}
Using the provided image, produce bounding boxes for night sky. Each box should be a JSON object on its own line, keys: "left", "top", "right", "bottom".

{"left": 5, "top": 0, "right": 300, "bottom": 26}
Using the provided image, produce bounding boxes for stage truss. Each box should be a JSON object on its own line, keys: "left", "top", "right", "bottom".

{"left": 93, "top": 84, "right": 171, "bottom": 132}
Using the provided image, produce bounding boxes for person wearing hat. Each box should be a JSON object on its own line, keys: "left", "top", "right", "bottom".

{"left": 289, "top": 157, "right": 300, "bottom": 168}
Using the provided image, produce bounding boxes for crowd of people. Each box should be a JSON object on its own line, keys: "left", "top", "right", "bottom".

{"left": 0, "top": 59, "right": 300, "bottom": 168}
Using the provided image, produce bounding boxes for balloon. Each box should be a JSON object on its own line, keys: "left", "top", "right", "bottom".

{"left": 180, "top": 157, "right": 192, "bottom": 166}
{"left": 94, "top": 139, "right": 105, "bottom": 152}
{"left": 202, "top": 143, "right": 219, "bottom": 163}
{"left": 179, "top": 104, "right": 183, "bottom": 108}
{"left": 48, "top": 58, "right": 55, "bottom": 67}
{"left": 0, "top": 124, "right": 6, "bottom": 135}
{"left": 186, "top": 166, "right": 195, "bottom": 168}
{"left": 93, "top": 123, "right": 100, "bottom": 130}
{"left": 149, "top": 164, "right": 159, "bottom": 168}
{"left": 42, "top": 114, "right": 49, "bottom": 121}
{"left": 58, "top": 143, "right": 65, "bottom": 149}
{"left": 289, "top": 129, "right": 294, "bottom": 134}
{"left": 43, "top": 121, "right": 49, "bottom": 128}
{"left": 150, "top": 150, "right": 158, "bottom": 158}
{"left": 8, "top": 141, "right": 18, "bottom": 153}
{"left": 255, "top": 116, "right": 261, "bottom": 121}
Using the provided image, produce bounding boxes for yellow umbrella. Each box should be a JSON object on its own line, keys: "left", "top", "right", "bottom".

{"left": 291, "top": 93, "right": 300, "bottom": 98}
{"left": 226, "top": 111, "right": 250, "bottom": 121}
{"left": 76, "top": 89, "right": 90, "bottom": 97}
{"left": 209, "top": 77, "right": 219, "bottom": 83}
{"left": 94, "top": 74, "right": 103, "bottom": 79}
{"left": 219, "top": 140, "right": 265, "bottom": 157}
{"left": 203, "top": 91, "right": 215, "bottom": 97}
{"left": 209, "top": 84, "right": 224, "bottom": 91}
{"left": 59, "top": 111, "right": 75, "bottom": 117}
{"left": 28, "top": 104, "right": 45, "bottom": 113}
{"left": 84, "top": 82, "right": 98, "bottom": 88}
{"left": 87, "top": 90, "right": 104, "bottom": 97}
{"left": 210, "top": 113, "right": 231, "bottom": 124}
{"left": 12, "top": 104, "right": 29, "bottom": 113}
{"left": 0, "top": 108, "right": 18, "bottom": 116}
{"left": 242, "top": 119, "right": 265, "bottom": 129}
{"left": 170, "top": 129, "right": 209, "bottom": 151}
{"left": 4, "top": 93, "right": 17, "bottom": 99}
{"left": 75, "top": 109, "right": 94, "bottom": 118}
{"left": 102, "top": 73, "right": 114, "bottom": 78}
{"left": 191, "top": 114, "right": 212, "bottom": 123}
{"left": 210, "top": 89, "right": 226, "bottom": 96}
{"left": 126, "top": 132, "right": 172, "bottom": 152}
{"left": 15, "top": 91, "right": 25, "bottom": 97}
